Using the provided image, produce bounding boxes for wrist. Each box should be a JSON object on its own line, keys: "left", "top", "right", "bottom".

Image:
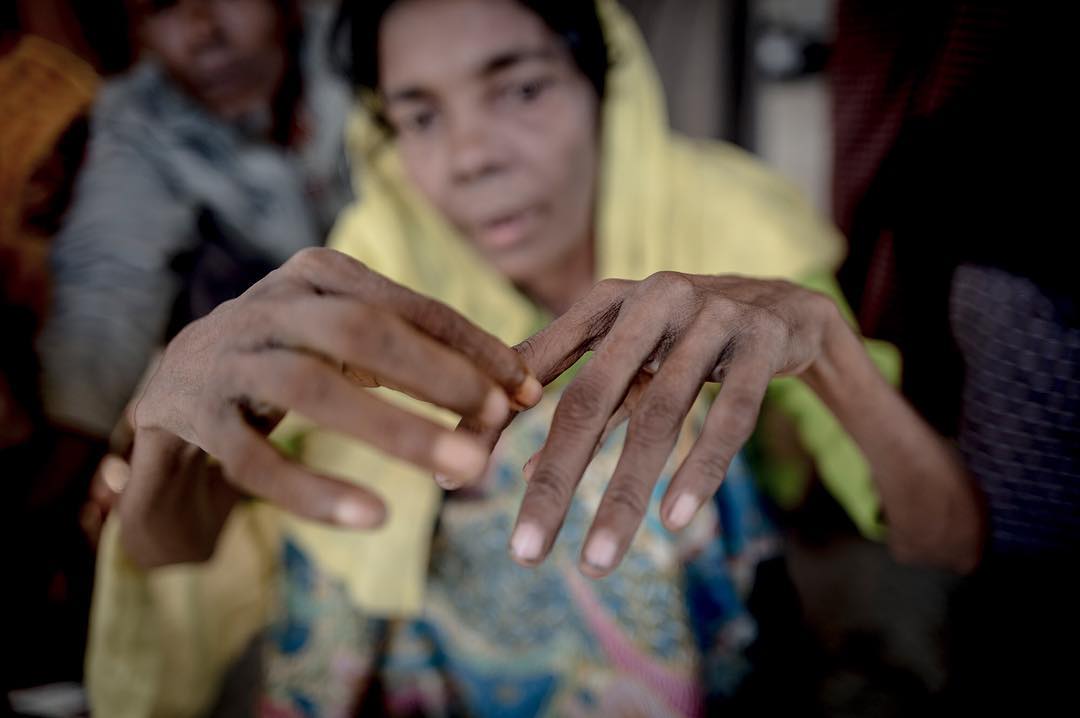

{"left": 802, "top": 304, "right": 877, "bottom": 416}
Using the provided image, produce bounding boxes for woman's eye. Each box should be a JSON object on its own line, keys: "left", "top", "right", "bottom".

{"left": 398, "top": 110, "right": 438, "bottom": 135}
{"left": 504, "top": 77, "right": 553, "bottom": 104}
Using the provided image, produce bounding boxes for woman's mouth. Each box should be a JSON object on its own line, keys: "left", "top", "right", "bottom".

{"left": 474, "top": 207, "right": 541, "bottom": 251}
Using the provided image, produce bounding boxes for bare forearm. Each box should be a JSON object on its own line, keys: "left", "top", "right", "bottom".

{"left": 802, "top": 309, "right": 984, "bottom": 572}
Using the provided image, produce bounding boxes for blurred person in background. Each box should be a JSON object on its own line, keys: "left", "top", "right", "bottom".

{"left": 35, "top": 0, "right": 352, "bottom": 458}
{"left": 84, "top": 1, "right": 980, "bottom": 716}
{"left": 1, "top": 0, "right": 131, "bottom": 697}
{"left": 5, "top": 0, "right": 349, "bottom": 702}
{"left": 831, "top": 0, "right": 1077, "bottom": 711}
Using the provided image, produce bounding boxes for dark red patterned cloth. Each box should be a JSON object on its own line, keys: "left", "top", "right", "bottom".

{"left": 830, "top": 1, "right": 1077, "bottom": 557}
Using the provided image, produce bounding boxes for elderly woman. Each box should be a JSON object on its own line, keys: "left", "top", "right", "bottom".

{"left": 88, "top": 2, "right": 978, "bottom": 717}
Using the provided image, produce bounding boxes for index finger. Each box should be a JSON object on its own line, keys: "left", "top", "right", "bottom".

{"left": 287, "top": 248, "right": 541, "bottom": 408}
{"left": 513, "top": 278, "right": 633, "bottom": 385}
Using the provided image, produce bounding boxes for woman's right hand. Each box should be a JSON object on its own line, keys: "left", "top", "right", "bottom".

{"left": 118, "top": 247, "right": 541, "bottom": 568}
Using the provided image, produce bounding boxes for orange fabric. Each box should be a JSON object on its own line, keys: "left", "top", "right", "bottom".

{"left": 0, "top": 34, "right": 98, "bottom": 308}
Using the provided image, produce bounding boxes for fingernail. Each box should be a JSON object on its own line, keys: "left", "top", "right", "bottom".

{"left": 522, "top": 452, "right": 540, "bottom": 482}
{"left": 513, "top": 376, "right": 543, "bottom": 409}
{"left": 583, "top": 530, "right": 618, "bottom": 570}
{"left": 510, "top": 522, "right": 544, "bottom": 562}
{"left": 667, "top": 494, "right": 700, "bottom": 530}
{"left": 479, "top": 388, "right": 510, "bottom": 426}
{"left": 434, "top": 473, "right": 457, "bottom": 490}
{"left": 432, "top": 433, "right": 487, "bottom": 483}
{"left": 100, "top": 455, "right": 131, "bottom": 494}
{"left": 335, "top": 500, "right": 381, "bottom": 528}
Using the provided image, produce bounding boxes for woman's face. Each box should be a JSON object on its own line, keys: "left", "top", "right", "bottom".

{"left": 379, "top": 0, "right": 600, "bottom": 282}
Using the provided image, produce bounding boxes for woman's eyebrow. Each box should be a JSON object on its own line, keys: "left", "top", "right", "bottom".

{"left": 384, "top": 45, "right": 557, "bottom": 106}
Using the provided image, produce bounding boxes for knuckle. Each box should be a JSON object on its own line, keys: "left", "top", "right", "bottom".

{"left": 525, "top": 467, "right": 574, "bottom": 513}
{"left": 720, "top": 391, "right": 762, "bottom": 436}
{"left": 341, "top": 305, "right": 395, "bottom": 358}
{"left": 694, "top": 448, "right": 733, "bottom": 485}
{"left": 221, "top": 439, "right": 267, "bottom": 487}
{"left": 555, "top": 378, "right": 608, "bottom": 430}
{"left": 286, "top": 248, "right": 367, "bottom": 288}
{"left": 593, "top": 277, "right": 631, "bottom": 300}
{"left": 602, "top": 483, "right": 649, "bottom": 520}
{"left": 288, "top": 246, "right": 331, "bottom": 273}
{"left": 273, "top": 358, "right": 329, "bottom": 407}
{"left": 646, "top": 271, "right": 696, "bottom": 300}
{"left": 633, "top": 395, "right": 684, "bottom": 445}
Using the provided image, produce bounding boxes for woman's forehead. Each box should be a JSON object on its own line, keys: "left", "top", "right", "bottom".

{"left": 378, "top": 0, "right": 563, "bottom": 94}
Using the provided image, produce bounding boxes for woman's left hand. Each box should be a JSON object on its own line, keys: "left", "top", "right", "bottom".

{"left": 499, "top": 272, "right": 844, "bottom": 576}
